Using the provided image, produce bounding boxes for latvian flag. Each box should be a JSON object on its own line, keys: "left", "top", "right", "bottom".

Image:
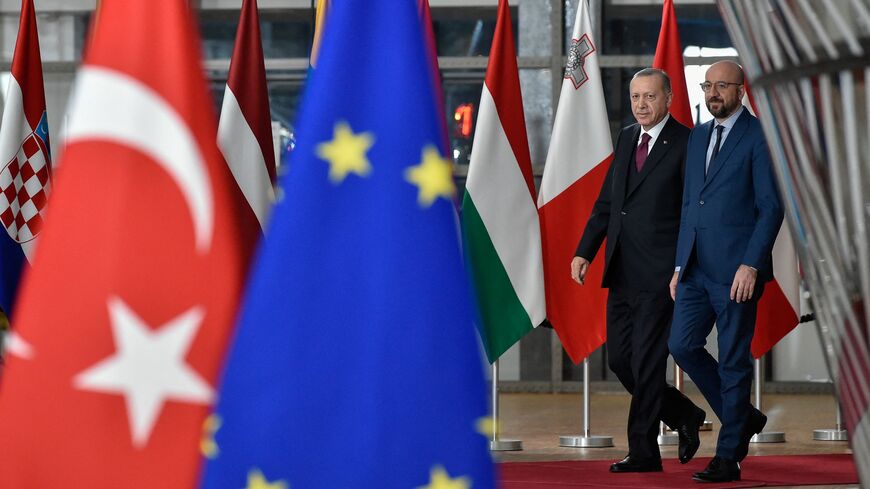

{"left": 0, "top": 0, "right": 51, "bottom": 324}
{"left": 218, "top": 0, "right": 276, "bottom": 233}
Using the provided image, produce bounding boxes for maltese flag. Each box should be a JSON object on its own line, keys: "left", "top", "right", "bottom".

{"left": 538, "top": 0, "right": 612, "bottom": 364}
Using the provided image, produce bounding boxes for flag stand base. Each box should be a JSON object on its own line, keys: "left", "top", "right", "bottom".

{"left": 658, "top": 431, "right": 679, "bottom": 445}
{"left": 751, "top": 431, "right": 786, "bottom": 443}
{"left": 490, "top": 439, "right": 523, "bottom": 451}
{"left": 559, "top": 435, "right": 614, "bottom": 448}
{"left": 813, "top": 429, "right": 848, "bottom": 441}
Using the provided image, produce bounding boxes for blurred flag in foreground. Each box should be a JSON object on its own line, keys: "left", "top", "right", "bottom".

{"left": 0, "top": 1, "right": 250, "bottom": 487}
{"left": 462, "top": 0, "right": 545, "bottom": 362}
{"left": 200, "top": 1, "right": 494, "bottom": 488}
{"left": 0, "top": 0, "right": 51, "bottom": 326}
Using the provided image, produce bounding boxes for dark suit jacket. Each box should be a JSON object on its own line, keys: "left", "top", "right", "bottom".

{"left": 674, "top": 108, "right": 783, "bottom": 285}
{"left": 575, "top": 116, "right": 689, "bottom": 291}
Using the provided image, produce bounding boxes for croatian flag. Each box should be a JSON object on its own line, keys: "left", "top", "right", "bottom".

{"left": 0, "top": 0, "right": 51, "bottom": 322}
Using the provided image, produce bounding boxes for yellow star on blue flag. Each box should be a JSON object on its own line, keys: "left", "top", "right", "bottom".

{"left": 200, "top": 1, "right": 494, "bottom": 488}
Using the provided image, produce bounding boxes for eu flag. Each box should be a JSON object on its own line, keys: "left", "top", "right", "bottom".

{"left": 200, "top": 1, "right": 495, "bottom": 488}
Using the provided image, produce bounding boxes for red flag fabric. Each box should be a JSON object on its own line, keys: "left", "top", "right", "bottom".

{"left": 652, "top": 0, "right": 693, "bottom": 129}
{"left": 743, "top": 84, "right": 801, "bottom": 358}
{"left": 0, "top": 1, "right": 251, "bottom": 487}
{"left": 538, "top": 0, "right": 612, "bottom": 363}
{"left": 418, "top": 0, "right": 450, "bottom": 152}
{"left": 218, "top": 0, "right": 277, "bottom": 231}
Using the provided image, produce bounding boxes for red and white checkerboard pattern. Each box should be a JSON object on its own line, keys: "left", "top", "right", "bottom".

{"left": 0, "top": 133, "right": 51, "bottom": 243}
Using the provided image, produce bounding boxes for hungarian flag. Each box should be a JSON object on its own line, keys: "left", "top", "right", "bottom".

{"left": 652, "top": 0, "right": 693, "bottom": 129}
{"left": 0, "top": 0, "right": 51, "bottom": 328}
{"left": 462, "top": 0, "right": 545, "bottom": 363}
{"left": 538, "top": 0, "right": 612, "bottom": 364}
{"left": 0, "top": 1, "right": 250, "bottom": 487}
{"left": 744, "top": 86, "right": 800, "bottom": 358}
{"left": 217, "top": 0, "right": 276, "bottom": 231}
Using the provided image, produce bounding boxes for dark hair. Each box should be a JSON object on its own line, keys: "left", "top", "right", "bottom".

{"left": 632, "top": 68, "right": 672, "bottom": 93}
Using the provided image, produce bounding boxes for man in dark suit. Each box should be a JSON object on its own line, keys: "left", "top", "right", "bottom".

{"left": 668, "top": 61, "right": 784, "bottom": 483}
{"left": 572, "top": 68, "right": 706, "bottom": 473}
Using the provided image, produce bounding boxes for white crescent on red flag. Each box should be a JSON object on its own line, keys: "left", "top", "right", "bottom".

{"left": 0, "top": 1, "right": 251, "bottom": 487}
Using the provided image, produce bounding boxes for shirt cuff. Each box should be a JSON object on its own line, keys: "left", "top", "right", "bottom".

{"left": 675, "top": 266, "right": 681, "bottom": 272}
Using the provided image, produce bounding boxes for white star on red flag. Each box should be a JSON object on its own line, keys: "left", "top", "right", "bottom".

{"left": 74, "top": 297, "right": 213, "bottom": 448}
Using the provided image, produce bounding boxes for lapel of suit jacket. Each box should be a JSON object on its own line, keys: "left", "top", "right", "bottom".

{"left": 615, "top": 125, "right": 639, "bottom": 204}
{"left": 703, "top": 108, "right": 750, "bottom": 187}
{"left": 626, "top": 117, "right": 678, "bottom": 199}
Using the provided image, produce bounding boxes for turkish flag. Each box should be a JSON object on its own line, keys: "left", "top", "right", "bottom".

{"left": 0, "top": 1, "right": 252, "bottom": 488}
{"left": 652, "top": 0, "right": 693, "bottom": 129}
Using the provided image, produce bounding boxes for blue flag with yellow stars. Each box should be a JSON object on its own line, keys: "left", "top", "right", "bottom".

{"left": 199, "top": 1, "right": 495, "bottom": 488}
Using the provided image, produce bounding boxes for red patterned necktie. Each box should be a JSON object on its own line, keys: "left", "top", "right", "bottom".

{"left": 636, "top": 133, "right": 651, "bottom": 172}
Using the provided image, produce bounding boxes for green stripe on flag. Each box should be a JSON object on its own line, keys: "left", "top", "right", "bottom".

{"left": 462, "top": 193, "right": 534, "bottom": 363}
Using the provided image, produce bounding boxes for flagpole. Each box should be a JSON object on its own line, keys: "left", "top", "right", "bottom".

{"left": 560, "top": 358, "right": 613, "bottom": 448}
{"left": 750, "top": 357, "right": 786, "bottom": 443}
{"left": 813, "top": 389, "right": 849, "bottom": 441}
{"left": 490, "top": 359, "right": 522, "bottom": 451}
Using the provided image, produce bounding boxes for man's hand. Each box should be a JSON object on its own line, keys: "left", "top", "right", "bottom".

{"left": 670, "top": 271, "right": 679, "bottom": 301}
{"left": 571, "top": 256, "right": 590, "bottom": 285}
{"left": 731, "top": 264, "right": 758, "bottom": 303}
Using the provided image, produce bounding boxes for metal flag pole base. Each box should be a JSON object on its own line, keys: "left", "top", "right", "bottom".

{"left": 559, "top": 434, "right": 614, "bottom": 447}
{"left": 489, "top": 360, "right": 523, "bottom": 452}
{"left": 813, "top": 395, "right": 848, "bottom": 442}
{"left": 750, "top": 357, "right": 786, "bottom": 444}
{"left": 490, "top": 439, "right": 523, "bottom": 451}
{"left": 657, "top": 421, "right": 679, "bottom": 445}
{"left": 559, "top": 358, "right": 613, "bottom": 448}
{"left": 812, "top": 428, "right": 848, "bottom": 441}
{"left": 751, "top": 431, "right": 786, "bottom": 443}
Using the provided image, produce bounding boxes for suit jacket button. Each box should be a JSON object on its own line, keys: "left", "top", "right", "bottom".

{"left": 620, "top": 211, "right": 627, "bottom": 215}
{"left": 699, "top": 200, "right": 705, "bottom": 205}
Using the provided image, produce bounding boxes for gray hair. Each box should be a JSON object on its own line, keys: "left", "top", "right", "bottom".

{"left": 632, "top": 68, "right": 672, "bottom": 93}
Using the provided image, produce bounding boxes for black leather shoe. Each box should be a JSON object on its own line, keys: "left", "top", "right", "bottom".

{"left": 692, "top": 456, "right": 740, "bottom": 482}
{"left": 735, "top": 409, "right": 768, "bottom": 461}
{"left": 609, "top": 454, "right": 662, "bottom": 473}
{"left": 677, "top": 407, "right": 706, "bottom": 464}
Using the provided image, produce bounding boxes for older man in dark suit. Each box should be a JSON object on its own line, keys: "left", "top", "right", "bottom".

{"left": 572, "top": 68, "right": 706, "bottom": 473}
{"left": 668, "top": 60, "right": 784, "bottom": 483}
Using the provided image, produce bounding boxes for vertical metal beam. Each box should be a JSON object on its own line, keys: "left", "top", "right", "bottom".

{"left": 548, "top": 0, "right": 565, "bottom": 392}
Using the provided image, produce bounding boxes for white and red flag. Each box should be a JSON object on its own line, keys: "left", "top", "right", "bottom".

{"left": 744, "top": 86, "right": 800, "bottom": 358}
{"left": 538, "top": 0, "right": 612, "bottom": 364}
{"left": 0, "top": 0, "right": 51, "bottom": 324}
{"left": 218, "top": 0, "right": 276, "bottom": 231}
{"left": 0, "top": 0, "right": 251, "bottom": 487}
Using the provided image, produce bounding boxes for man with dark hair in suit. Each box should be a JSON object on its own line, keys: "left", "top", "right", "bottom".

{"left": 572, "top": 67, "right": 706, "bottom": 473}
{"left": 668, "top": 60, "right": 784, "bottom": 483}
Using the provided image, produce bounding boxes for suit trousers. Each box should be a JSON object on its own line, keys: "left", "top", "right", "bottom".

{"left": 668, "top": 263, "right": 763, "bottom": 461}
{"left": 606, "top": 284, "right": 697, "bottom": 460}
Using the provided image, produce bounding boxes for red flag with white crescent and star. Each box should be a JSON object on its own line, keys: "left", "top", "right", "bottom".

{"left": 0, "top": 1, "right": 252, "bottom": 487}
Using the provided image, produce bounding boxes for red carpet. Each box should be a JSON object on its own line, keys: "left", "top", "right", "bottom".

{"left": 498, "top": 454, "right": 858, "bottom": 488}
